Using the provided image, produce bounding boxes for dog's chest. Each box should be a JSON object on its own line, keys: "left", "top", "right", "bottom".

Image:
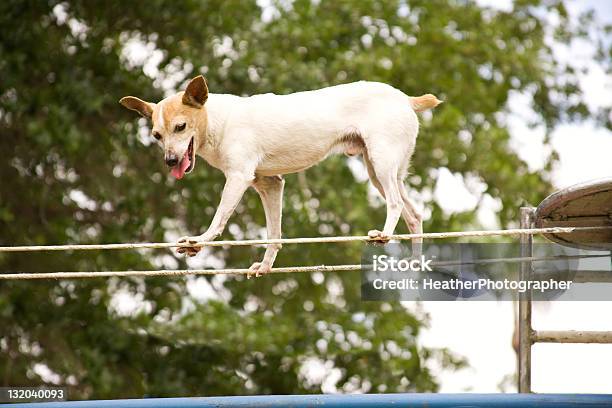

{"left": 196, "top": 145, "right": 224, "bottom": 171}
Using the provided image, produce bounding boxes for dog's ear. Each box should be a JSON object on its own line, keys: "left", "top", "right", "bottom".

{"left": 119, "top": 96, "right": 154, "bottom": 119}
{"left": 182, "top": 75, "right": 208, "bottom": 108}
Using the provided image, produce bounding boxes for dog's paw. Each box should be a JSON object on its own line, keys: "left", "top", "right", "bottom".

{"left": 368, "top": 229, "right": 390, "bottom": 244}
{"left": 178, "top": 235, "right": 205, "bottom": 244}
{"left": 176, "top": 235, "right": 205, "bottom": 257}
{"left": 247, "top": 262, "right": 271, "bottom": 279}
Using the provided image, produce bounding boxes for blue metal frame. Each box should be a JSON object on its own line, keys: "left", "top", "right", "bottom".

{"left": 5, "top": 393, "right": 612, "bottom": 408}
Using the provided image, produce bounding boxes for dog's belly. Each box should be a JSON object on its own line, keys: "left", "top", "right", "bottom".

{"left": 256, "top": 147, "right": 331, "bottom": 176}
{"left": 256, "top": 165, "right": 313, "bottom": 177}
{"left": 255, "top": 135, "right": 364, "bottom": 176}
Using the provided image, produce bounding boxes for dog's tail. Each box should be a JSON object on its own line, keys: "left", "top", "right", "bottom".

{"left": 409, "top": 94, "right": 443, "bottom": 112}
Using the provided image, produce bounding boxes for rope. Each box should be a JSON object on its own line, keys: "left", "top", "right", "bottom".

{"left": 0, "top": 265, "right": 362, "bottom": 280}
{"left": 0, "top": 226, "right": 609, "bottom": 253}
{"left": 1, "top": 254, "right": 608, "bottom": 280}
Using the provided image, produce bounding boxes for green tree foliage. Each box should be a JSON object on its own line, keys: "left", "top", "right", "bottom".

{"left": 0, "top": 0, "right": 608, "bottom": 399}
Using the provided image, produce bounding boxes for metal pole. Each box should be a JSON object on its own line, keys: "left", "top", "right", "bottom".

{"left": 518, "top": 207, "right": 535, "bottom": 393}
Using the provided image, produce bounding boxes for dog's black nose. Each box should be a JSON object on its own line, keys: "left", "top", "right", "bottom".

{"left": 165, "top": 154, "right": 179, "bottom": 167}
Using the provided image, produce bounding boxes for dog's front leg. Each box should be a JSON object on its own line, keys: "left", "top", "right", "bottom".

{"left": 249, "top": 175, "right": 285, "bottom": 278}
{"left": 177, "top": 172, "right": 253, "bottom": 257}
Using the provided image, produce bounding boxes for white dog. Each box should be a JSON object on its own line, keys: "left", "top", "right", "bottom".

{"left": 120, "top": 76, "right": 441, "bottom": 276}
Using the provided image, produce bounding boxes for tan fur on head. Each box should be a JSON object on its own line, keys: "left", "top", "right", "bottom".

{"left": 119, "top": 76, "right": 211, "bottom": 179}
{"left": 410, "top": 94, "right": 443, "bottom": 112}
{"left": 119, "top": 76, "right": 210, "bottom": 140}
{"left": 149, "top": 94, "right": 208, "bottom": 142}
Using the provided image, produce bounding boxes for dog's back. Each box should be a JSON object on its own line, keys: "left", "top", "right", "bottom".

{"left": 224, "top": 81, "right": 415, "bottom": 139}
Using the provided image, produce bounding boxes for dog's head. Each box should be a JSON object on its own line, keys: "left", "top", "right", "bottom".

{"left": 120, "top": 75, "right": 209, "bottom": 179}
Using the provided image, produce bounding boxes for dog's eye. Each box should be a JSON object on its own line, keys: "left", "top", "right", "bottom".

{"left": 175, "top": 123, "right": 186, "bottom": 132}
{"left": 152, "top": 132, "right": 162, "bottom": 140}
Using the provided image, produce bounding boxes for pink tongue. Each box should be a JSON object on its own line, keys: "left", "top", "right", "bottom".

{"left": 171, "top": 151, "right": 191, "bottom": 179}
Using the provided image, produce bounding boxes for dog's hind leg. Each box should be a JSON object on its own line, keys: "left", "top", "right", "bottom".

{"left": 364, "top": 150, "right": 422, "bottom": 256}
{"left": 363, "top": 147, "right": 404, "bottom": 242}
{"left": 363, "top": 150, "right": 385, "bottom": 199}
{"left": 397, "top": 179, "right": 422, "bottom": 235}
{"left": 250, "top": 175, "right": 285, "bottom": 278}
{"left": 364, "top": 152, "right": 421, "bottom": 237}
{"left": 398, "top": 178, "right": 423, "bottom": 257}
{"left": 363, "top": 143, "right": 423, "bottom": 258}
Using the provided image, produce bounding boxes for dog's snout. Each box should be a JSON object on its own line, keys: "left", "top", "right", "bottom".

{"left": 165, "top": 153, "right": 179, "bottom": 167}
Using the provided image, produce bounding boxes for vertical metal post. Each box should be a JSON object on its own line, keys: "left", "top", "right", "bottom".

{"left": 518, "top": 207, "right": 535, "bottom": 393}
